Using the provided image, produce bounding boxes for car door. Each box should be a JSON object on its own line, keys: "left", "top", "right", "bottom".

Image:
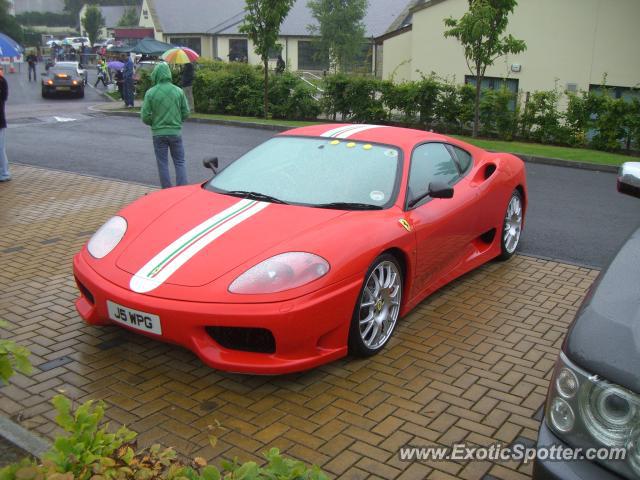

{"left": 404, "top": 142, "right": 478, "bottom": 294}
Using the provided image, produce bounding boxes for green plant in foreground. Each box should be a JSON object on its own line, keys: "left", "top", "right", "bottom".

{"left": 1, "top": 394, "right": 329, "bottom": 480}
{"left": 0, "top": 320, "right": 32, "bottom": 384}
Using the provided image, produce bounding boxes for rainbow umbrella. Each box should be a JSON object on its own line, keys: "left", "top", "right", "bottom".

{"left": 161, "top": 47, "right": 199, "bottom": 64}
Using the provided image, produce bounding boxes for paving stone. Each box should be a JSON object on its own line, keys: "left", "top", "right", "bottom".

{"left": 0, "top": 165, "right": 601, "bottom": 479}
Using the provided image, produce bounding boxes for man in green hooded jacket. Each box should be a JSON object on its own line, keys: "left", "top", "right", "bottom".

{"left": 141, "top": 62, "right": 190, "bottom": 188}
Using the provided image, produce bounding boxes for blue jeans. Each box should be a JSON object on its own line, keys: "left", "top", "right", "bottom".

{"left": 123, "top": 78, "right": 134, "bottom": 106}
{"left": 153, "top": 135, "right": 187, "bottom": 188}
{"left": 0, "top": 129, "right": 9, "bottom": 180}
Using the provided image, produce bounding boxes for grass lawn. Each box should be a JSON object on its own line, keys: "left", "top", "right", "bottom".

{"left": 453, "top": 135, "right": 634, "bottom": 167}
{"left": 190, "top": 113, "right": 321, "bottom": 128}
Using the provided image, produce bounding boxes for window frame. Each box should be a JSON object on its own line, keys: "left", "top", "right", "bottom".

{"left": 404, "top": 141, "right": 474, "bottom": 211}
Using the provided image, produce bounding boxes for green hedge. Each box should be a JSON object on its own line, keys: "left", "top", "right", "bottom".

{"left": 319, "top": 74, "right": 640, "bottom": 152}
{"left": 141, "top": 60, "right": 640, "bottom": 152}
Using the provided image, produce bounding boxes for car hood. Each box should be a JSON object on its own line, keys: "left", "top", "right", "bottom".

{"left": 116, "top": 188, "right": 348, "bottom": 291}
{"left": 565, "top": 226, "right": 640, "bottom": 393}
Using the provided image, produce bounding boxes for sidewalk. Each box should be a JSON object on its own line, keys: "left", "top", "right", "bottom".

{"left": 0, "top": 164, "right": 599, "bottom": 479}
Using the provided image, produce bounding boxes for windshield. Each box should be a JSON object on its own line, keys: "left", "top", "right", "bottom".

{"left": 50, "top": 68, "right": 76, "bottom": 76}
{"left": 207, "top": 136, "right": 401, "bottom": 208}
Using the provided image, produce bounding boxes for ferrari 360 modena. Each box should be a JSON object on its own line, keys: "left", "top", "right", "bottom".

{"left": 73, "top": 124, "right": 527, "bottom": 374}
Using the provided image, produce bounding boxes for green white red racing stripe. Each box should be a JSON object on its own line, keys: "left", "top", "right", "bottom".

{"left": 130, "top": 198, "right": 269, "bottom": 293}
{"left": 320, "top": 124, "right": 387, "bottom": 139}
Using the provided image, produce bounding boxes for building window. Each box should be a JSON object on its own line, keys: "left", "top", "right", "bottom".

{"left": 343, "top": 44, "right": 373, "bottom": 74}
{"left": 229, "top": 39, "right": 248, "bottom": 62}
{"left": 465, "top": 75, "right": 519, "bottom": 110}
{"left": 589, "top": 84, "right": 640, "bottom": 102}
{"left": 268, "top": 43, "right": 283, "bottom": 59}
{"left": 170, "top": 37, "right": 201, "bottom": 55}
{"left": 297, "top": 40, "right": 328, "bottom": 71}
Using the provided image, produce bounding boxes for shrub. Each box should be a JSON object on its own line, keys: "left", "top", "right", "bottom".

{"left": 520, "top": 90, "right": 567, "bottom": 143}
{"left": 0, "top": 320, "right": 31, "bottom": 384}
{"left": 479, "top": 87, "right": 519, "bottom": 140}
{"left": 269, "top": 72, "right": 321, "bottom": 120}
{"left": 321, "top": 74, "right": 387, "bottom": 123}
{"left": 0, "top": 395, "right": 329, "bottom": 480}
{"left": 434, "top": 81, "right": 475, "bottom": 133}
{"left": 591, "top": 94, "right": 631, "bottom": 151}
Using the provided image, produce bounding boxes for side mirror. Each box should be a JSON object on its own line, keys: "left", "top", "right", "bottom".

{"left": 617, "top": 162, "right": 640, "bottom": 199}
{"left": 428, "top": 181, "right": 454, "bottom": 199}
{"left": 203, "top": 156, "right": 218, "bottom": 173}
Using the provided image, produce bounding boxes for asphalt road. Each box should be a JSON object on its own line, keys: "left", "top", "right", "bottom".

{"left": 3, "top": 71, "right": 639, "bottom": 269}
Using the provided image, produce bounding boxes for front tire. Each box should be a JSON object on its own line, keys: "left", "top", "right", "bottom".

{"left": 498, "top": 190, "right": 523, "bottom": 261}
{"left": 349, "top": 254, "right": 403, "bottom": 357}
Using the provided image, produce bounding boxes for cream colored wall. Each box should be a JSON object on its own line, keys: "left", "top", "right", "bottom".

{"left": 167, "top": 35, "right": 213, "bottom": 59}
{"left": 215, "top": 36, "right": 300, "bottom": 70}
{"left": 382, "top": 31, "right": 413, "bottom": 82}
{"left": 139, "top": 0, "right": 164, "bottom": 41}
{"left": 387, "top": 0, "right": 640, "bottom": 92}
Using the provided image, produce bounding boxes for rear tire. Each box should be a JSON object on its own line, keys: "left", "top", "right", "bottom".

{"left": 497, "top": 190, "right": 523, "bottom": 261}
{"left": 349, "top": 254, "right": 403, "bottom": 357}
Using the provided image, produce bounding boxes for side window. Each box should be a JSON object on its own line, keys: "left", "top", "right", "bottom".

{"left": 408, "top": 143, "right": 459, "bottom": 206}
{"left": 450, "top": 146, "right": 473, "bottom": 173}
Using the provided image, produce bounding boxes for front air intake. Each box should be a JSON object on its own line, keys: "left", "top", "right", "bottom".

{"left": 206, "top": 326, "right": 276, "bottom": 354}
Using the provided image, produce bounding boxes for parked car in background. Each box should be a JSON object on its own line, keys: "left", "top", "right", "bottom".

{"left": 63, "top": 36, "right": 91, "bottom": 50}
{"left": 534, "top": 162, "right": 640, "bottom": 480}
{"left": 134, "top": 60, "right": 163, "bottom": 84}
{"left": 42, "top": 65, "right": 85, "bottom": 98}
{"left": 94, "top": 38, "right": 123, "bottom": 51}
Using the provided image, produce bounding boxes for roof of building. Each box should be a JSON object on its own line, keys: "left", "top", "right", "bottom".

{"left": 93, "top": 5, "right": 143, "bottom": 29}
{"left": 148, "top": 0, "right": 413, "bottom": 37}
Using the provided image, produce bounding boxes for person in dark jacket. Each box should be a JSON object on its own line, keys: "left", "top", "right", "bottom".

{"left": 181, "top": 61, "right": 194, "bottom": 111}
{"left": 26, "top": 52, "right": 37, "bottom": 81}
{"left": 123, "top": 54, "right": 135, "bottom": 108}
{"left": 0, "top": 68, "right": 10, "bottom": 182}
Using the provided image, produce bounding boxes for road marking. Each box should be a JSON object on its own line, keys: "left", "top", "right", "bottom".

{"left": 53, "top": 116, "right": 77, "bottom": 122}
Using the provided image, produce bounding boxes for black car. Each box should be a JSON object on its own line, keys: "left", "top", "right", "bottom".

{"left": 42, "top": 66, "right": 85, "bottom": 98}
{"left": 534, "top": 162, "right": 640, "bottom": 479}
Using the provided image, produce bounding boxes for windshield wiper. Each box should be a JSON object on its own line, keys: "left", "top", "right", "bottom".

{"left": 224, "top": 190, "right": 289, "bottom": 204}
{"left": 314, "top": 202, "right": 383, "bottom": 210}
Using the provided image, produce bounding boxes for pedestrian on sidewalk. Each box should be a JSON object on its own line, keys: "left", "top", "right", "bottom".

{"left": 141, "top": 63, "right": 190, "bottom": 189}
{"left": 26, "top": 51, "right": 37, "bottom": 81}
{"left": 0, "top": 68, "right": 10, "bottom": 182}
{"left": 181, "top": 61, "right": 194, "bottom": 112}
{"left": 123, "top": 54, "right": 135, "bottom": 108}
{"left": 94, "top": 58, "right": 108, "bottom": 87}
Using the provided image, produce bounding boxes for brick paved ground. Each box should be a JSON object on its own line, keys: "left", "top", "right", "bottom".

{"left": 0, "top": 164, "right": 599, "bottom": 480}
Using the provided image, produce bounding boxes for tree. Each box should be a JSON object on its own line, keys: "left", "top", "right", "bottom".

{"left": 81, "top": 4, "right": 105, "bottom": 46}
{"left": 240, "top": 0, "right": 295, "bottom": 119}
{"left": 0, "top": 0, "right": 24, "bottom": 43}
{"left": 117, "top": 6, "right": 138, "bottom": 26}
{"left": 307, "top": 0, "right": 368, "bottom": 73}
{"left": 444, "top": 0, "right": 526, "bottom": 137}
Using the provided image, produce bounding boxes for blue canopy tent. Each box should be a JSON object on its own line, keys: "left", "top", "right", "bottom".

{"left": 0, "top": 32, "right": 23, "bottom": 59}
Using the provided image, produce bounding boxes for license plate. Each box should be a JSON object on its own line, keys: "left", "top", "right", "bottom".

{"left": 107, "top": 300, "right": 162, "bottom": 335}
{"left": 56, "top": 87, "right": 70, "bottom": 91}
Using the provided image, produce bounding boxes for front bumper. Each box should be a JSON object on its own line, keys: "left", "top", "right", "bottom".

{"left": 73, "top": 253, "right": 361, "bottom": 374}
{"left": 533, "top": 421, "right": 623, "bottom": 480}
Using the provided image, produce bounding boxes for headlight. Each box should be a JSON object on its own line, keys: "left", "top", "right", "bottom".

{"left": 546, "top": 352, "right": 640, "bottom": 478}
{"left": 229, "top": 252, "right": 330, "bottom": 294}
{"left": 87, "top": 216, "right": 127, "bottom": 259}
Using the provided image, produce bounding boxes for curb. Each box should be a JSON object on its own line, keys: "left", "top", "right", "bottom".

{"left": 92, "top": 109, "right": 621, "bottom": 172}
{"left": 0, "top": 415, "right": 51, "bottom": 459}
{"left": 513, "top": 153, "right": 618, "bottom": 174}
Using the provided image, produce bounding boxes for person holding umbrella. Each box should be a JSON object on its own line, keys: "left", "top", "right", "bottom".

{"left": 162, "top": 47, "right": 199, "bottom": 112}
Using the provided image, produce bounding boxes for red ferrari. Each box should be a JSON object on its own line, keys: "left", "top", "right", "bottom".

{"left": 73, "top": 124, "right": 527, "bottom": 374}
